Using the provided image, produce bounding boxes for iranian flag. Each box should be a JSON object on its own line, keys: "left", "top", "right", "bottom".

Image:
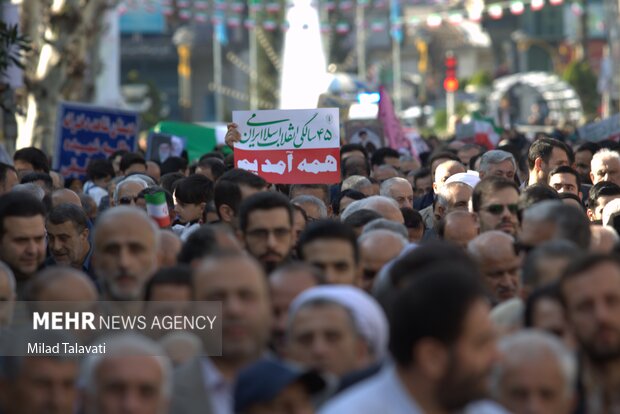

{"left": 456, "top": 114, "right": 502, "bottom": 150}
{"left": 145, "top": 192, "right": 171, "bottom": 228}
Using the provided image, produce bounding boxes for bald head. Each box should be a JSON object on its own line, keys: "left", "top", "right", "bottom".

{"left": 359, "top": 229, "right": 406, "bottom": 292}
{"left": 468, "top": 231, "right": 515, "bottom": 261}
{"left": 26, "top": 267, "right": 97, "bottom": 301}
{"left": 590, "top": 225, "right": 620, "bottom": 254}
{"left": 51, "top": 188, "right": 82, "bottom": 208}
{"left": 364, "top": 196, "right": 404, "bottom": 224}
{"left": 468, "top": 230, "right": 522, "bottom": 303}
{"left": 441, "top": 211, "right": 480, "bottom": 248}
{"left": 158, "top": 230, "right": 182, "bottom": 267}
{"left": 433, "top": 160, "right": 466, "bottom": 193}
{"left": 146, "top": 161, "right": 161, "bottom": 183}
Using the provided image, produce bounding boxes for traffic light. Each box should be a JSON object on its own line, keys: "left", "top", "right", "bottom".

{"left": 444, "top": 52, "right": 459, "bottom": 93}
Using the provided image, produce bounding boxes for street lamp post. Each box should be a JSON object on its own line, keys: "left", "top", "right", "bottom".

{"left": 173, "top": 27, "right": 194, "bottom": 122}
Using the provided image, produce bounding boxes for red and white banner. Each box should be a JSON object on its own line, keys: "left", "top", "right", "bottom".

{"left": 233, "top": 109, "right": 340, "bottom": 184}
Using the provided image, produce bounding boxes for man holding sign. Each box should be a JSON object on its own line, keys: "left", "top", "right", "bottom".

{"left": 229, "top": 109, "right": 340, "bottom": 184}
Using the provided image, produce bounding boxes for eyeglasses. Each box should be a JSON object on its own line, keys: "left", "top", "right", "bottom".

{"left": 119, "top": 196, "right": 140, "bottom": 205}
{"left": 246, "top": 228, "right": 291, "bottom": 240}
{"left": 482, "top": 203, "right": 519, "bottom": 215}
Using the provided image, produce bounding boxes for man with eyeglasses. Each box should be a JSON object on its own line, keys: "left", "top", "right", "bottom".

{"left": 112, "top": 176, "right": 149, "bottom": 207}
{"left": 239, "top": 191, "right": 295, "bottom": 273}
{"left": 472, "top": 176, "right": 520, "bottom": 237}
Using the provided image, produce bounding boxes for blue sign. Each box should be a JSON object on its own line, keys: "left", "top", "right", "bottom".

{"left": 54, "top": 102, "right": 139, "bottom": 180}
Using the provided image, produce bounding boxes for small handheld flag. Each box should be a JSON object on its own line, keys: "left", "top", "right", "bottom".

{"left": 145, "top": 192, "right": 171, "bottom": 228}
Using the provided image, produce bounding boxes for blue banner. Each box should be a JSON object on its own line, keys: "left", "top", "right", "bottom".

{"left": 54, "top": 102, "right": 139, "bottom": 180}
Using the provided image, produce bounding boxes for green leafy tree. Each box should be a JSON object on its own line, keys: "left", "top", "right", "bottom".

{"left": 563, "top": 60, "right": 599, "bottom": 118}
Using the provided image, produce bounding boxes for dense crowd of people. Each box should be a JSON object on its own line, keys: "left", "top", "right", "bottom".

{"left": 0, "top": 123, "right": 619, "bottom": 414}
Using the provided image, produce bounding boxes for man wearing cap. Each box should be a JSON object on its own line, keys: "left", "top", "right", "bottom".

{"left": 234, "top": 358, "right": 325, "bottom": 414}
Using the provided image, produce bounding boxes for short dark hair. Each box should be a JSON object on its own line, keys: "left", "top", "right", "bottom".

{"left": 86, "top": 159, "right": 115, "bottom": 181}
{"left": 527, "top": 137, "right": 572, "bottom": 170}
{"left": 46, "top": 203, "right": 88, "bottom": 232}
{"left": 340, "top": 143, "right": 368, "bottom": 160}
{"left": 549, "top": 165, "right": 582, "bottom": 191}
{"left": 160, "top": 172, "right": 185, "bottom": 194}
{"left": 0, "top": 192, "right": 46, "bottom": 238}
{"left": 289, "top": 184, "right": 330, "bottom": 204}
{"left": 144, "top": 265, "right": 192, "bottom": 301}
{"left": 333, "top": 189, "right": 365, "bottom": 215}
{"left": 588, "top": 181, "right": 620, "bottom": 210}
{"left": 559, "top": 254, "right": 620, "bottom": 306}
{"left": 401, "top": 207, "right": 423, "bottom": 229}
{"left": 0, "top": 163, "right": 16, "bottom": 184}
{"left": 524, "top": 283, "right": 561, "bottom": 328}
{"left": 342, "top": 209, "right": 382, "bottom": 228}
{"left": 13, "top": 147, "right": 49, "bottom": 173}
{"left": 297, "top": 219, "right": 359, "bottom": 263}
{"left": 559, "top": 192, "right": 584, "bottom": 208}
{"left": 370, "top": 147, "right": 400, "bottom": 167}
{"left": 389, "top": 263, "right": 485, "bottom": 367}
{"left": 429, "top": 151, "right": 459, "bottom": 169}
{"left": 174, "top": 174, "right": 213, "bottom": 205}
{"left": 342, "top": 155, "right": 370, "bottom": 177}
{"left": 472, "top": 176, "right": 520, "bottom": 213}
{"left": 238, "top": 191, "right": 293, "bottom": 233}
{"left": 412, "top": 167, "right": 431, "bottom": 184}
{"left": 199, "top": 152, "right": 225, "bottom": 162}
{"left": 119, "top": 152, "right": 146, "bottom": 173}
{"left": 197, "top": 157, "right": 226, "bottom": 181}
{"left": 20, "top": 172, "right": 53, "bottom": 192}
{"left": 161, "top": 156, "right": 189, "bottom": 176}
{"left": 519, "top": 184, "right": 560, "bottom": 211}
{"left": 177, "top": 226, "right": 218, "bottom": 264}
{"left": 575, "top": 142, "right": 601, "bottom": 156}
{"left": 214, "top": 169, "right": 267, "bottom": 218}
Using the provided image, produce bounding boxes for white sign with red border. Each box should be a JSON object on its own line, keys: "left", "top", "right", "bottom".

{"left": 233, "top": 108, "right": 340, "bottom": 184}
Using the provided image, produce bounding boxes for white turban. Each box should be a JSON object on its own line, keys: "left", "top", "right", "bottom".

{"left": 288, "top": 285, "right": 389, "bottom": 361}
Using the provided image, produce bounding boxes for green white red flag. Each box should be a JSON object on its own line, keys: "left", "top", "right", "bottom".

{"left": 145, "top": 192, "right": 171, "bottom": 228}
